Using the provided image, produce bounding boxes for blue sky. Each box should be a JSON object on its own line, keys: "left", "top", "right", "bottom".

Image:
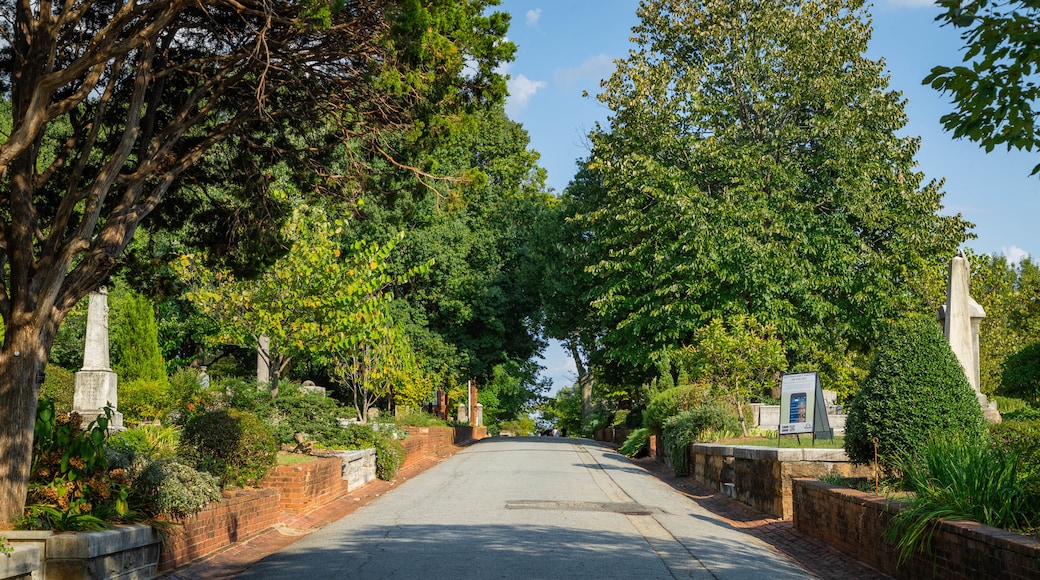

{"left": 495, "top": 0, "right": 1040, "bottom": 392}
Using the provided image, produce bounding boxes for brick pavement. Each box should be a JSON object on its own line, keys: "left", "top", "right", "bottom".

{"left": 633, "top": 456, "right": 893, "bottom": 580}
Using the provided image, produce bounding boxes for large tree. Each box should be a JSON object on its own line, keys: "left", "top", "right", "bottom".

{"left": 565, "top": 0, "right": 971, "bottom": 387}
{"left": 0, "top": 0, "right": 512, "bottom": 522}
{"left": 926, "top": 0, "right": 1040, "bottom": 176}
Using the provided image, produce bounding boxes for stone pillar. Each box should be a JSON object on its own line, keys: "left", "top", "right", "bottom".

{"left": 73, "top": 288, "right": 123, "bottom": 430}
{"left": 468, "top": 380, "right": 479, "bottom": 428}
{"left": 939, "top": 251, "right": 1000, "bottom": 422}
{"left": 257, "top": 335, "right": 270, "bottom": 387}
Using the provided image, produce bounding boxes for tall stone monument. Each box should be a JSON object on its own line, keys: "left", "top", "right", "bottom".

{"left": 73, "top": 288, "right": 124, "bottom": 430}
{"left": 938, "top": 251, "right": 1000, "bottom": 422}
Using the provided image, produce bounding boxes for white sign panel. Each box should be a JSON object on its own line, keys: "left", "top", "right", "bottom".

{"left": 779, "top": 372, "right": 817, "bottom": 435}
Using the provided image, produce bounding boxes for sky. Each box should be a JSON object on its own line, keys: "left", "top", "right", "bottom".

{"left": 494, "top": 0, "right": 1040, "bottom": 393}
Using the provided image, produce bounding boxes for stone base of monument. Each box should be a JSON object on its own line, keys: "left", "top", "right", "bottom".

{"left": 978, "top": 393, "right": 1002, "bottom": 424}
{"left": 72, "top": 370, "right": 124, "bottom": 431}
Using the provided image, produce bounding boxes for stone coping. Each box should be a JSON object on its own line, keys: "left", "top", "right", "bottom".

{"left": 691, "top": 442, "right": 851, "bottom": 462}
{"left": 0, "top": 544, "right": 39, "bottom": 579}
{"left": 3, "top": 524, "right": 158, "bottom": 559}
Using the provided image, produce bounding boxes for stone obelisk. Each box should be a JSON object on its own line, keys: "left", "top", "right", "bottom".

{"left": 73, "top": 288, "right": 124, "bottom": 430}
{"left": 939, "top": 251, "right": 1000, "bottom": 423}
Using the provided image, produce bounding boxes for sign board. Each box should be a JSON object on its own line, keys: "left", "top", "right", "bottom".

{"left": 779, "top": 372, "right": 833, "bottom": 439}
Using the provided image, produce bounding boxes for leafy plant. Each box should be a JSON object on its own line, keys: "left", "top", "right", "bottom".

{"left": 888, "top": 436, "right": 1040, "bottom": 563}
{"left": 38, "top": 364, "right": 75, "bottom": 412}
{"left": 373, "top": 436, "right": 406, "bottom": 481}
{"left": 989, "top": 419, "right": 1040, "bottom": 480}
{"left": 270, "top": 394, "right": 354, "bottom": 448}
{"left": 134, "top": 458, "right": 222, "bottom": 519}
{"left": 108, "top": 424, "right": 181, "bottom": 460}
{"left": 118, "top": 378, "right": 170, "bottom": 425}
{"left": 179, "top": 409, "right": 277, "bottom": 488}
{"left": 644, "top": 384, "right": 710, "bottom": 435}
{"left": 19, "top": 400, "right": 132, "bottom": 531}
{"left": 844, "top": 315, "right": 985, "bottom": 473}
{"left": 619, "top": 428, "right": 650, "bottom": 458}
{"left": 165, "top": 368, "right": 220, "bottom": 425}
{"left": 1001, "top": 342, "right": 1040, "bottom": 404}
{"left": 663, "top": 404, "right": 740, "bottom": 476}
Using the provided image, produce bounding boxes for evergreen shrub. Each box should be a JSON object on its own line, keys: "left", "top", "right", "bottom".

{"left": 844, "top": 315, "right": 985, "bottom": 472}
{"left": 989, "top": 419, "right": 1040, "bottom": 480}
{"left": 1001, "top": 342, "right": 1040, "bottom": 404}
{"left": 118, "top": 378, "right": 169, "bottom": 424}
{"left": 39, "top": 364, "right": 75, "bottom": 412}
{"left": 179, "top": 409, "right": 277, "bottom": 488}
{"left": 134, "top": 458, "right": 222, "bottom": 519}
{"left": 644, "top": 383, "right": 710, "bottom": 435}
{"left": 662, "top": 403, "right": 740, "bottom": 476}
{"left": 271, "top": 394, "right": 354, "bottom": 448}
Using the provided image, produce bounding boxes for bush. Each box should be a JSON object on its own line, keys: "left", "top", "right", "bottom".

{"left": 270, "top": 394, "right": 354, "bottom": 448}
{"left": 1001, "top": 342, "right": 1040, "bottom": 404}
{"left": 108, "top": 424, "right": 180, "bottom": 460}
{"left": 334, "top": 423, "right": 406, "bottom": 480}
{"left": 888, "top": 436, "right": 1040, "bottom": 562}
{"left": 662, "top": 404, "right": 740, "bottom": 476}
{"left": 165, "top": 368, "right": 220, "bottom": 425}
{"left": 844, "top": 315, "right": 985, "bottom": 473}
{"left": 134, "top": 458, "right": 222, "bottom": 519}
{"left": 119, "top": 378, "right": 169, "bottom": 424}
{"left": 394, "top": 409, "right": 447, "bottom": 427}
{"left": 619, "top": 428, "right": 650, "bottom": 458}
{"left": 39, "top": 364, "right": 75, "bottom": 412}
{"left": 179, "top": 409, "right": 277, "bottom": 488}
{"left": 989, "top": 419, "right": 1040, "bottom": 479}
{"left": 644, "top": 383, "right": 710, "bottom": 435}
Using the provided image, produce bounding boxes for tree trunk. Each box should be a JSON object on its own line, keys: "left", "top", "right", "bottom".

{"left": 0, "top": 322, "right": 50, "bottom": 523}
{"left": 566, "top": 340, "right": 593, "bottom": 422}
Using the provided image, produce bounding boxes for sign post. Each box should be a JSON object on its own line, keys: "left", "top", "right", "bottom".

{"left": 778, "top": 372, "right": 833, "bottom": 445}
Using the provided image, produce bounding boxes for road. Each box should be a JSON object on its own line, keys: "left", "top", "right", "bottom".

{"left": 235, "top": 437, "right": 812, "bottom": 579}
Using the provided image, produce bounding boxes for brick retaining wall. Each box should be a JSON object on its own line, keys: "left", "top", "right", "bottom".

{"left": 260, "top": 456, "right": 349, "bottom": 513}
{"left": 793, "top": 478, "right": 1040, "bottom": 579}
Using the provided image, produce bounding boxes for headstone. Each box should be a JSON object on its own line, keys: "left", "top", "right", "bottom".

{"left": 474, "top": 403, "right": 484, "bottom": 427}
{"left": 457, "top": 403, "right": 469, "bottom": 424}
{"left": 197, "top": 365, "right": 210, "bottom": 389}
{"left": 257, "top": 335, "right": 270, "bottom": 386}
{"left": 939, "top": 251, "right": 1000, "bottom": 422}
{"left": 73, "top": 288, "right": 123, "bottom": 430}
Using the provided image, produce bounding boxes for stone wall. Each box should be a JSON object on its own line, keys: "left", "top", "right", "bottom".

{"left": 690, "top": 443, "right": 872, "bottom": 519}
{"left": 0, "top": 545, "right": 38, "bottom": 580}
{"left": 3, "top": 525, "right": 159, "bottom": 580}
{"left": 159, "top": 488, "right": 281, "bottom": 571}
{"left": 793, "top": 478, "right": 1040, "bottom": 579}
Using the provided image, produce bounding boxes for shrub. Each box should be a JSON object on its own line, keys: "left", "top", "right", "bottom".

{"left": 844, "top": 315, "right": 985, "bottom": 473}
{"left": 989, "top": 419, "right": 1040, "bottom": 479}
{"left": 179, "top": 409, "right": 277, "bottom": 488}
{"left": 619, "top": 428, "right": 650, "bottom": 458}
{"left": 498, "top": 417, "right": 535, "bottom": 436}
{"left": 108, "top": 424, "right": 180, "bottom": 460}
{"left": 1001, "top": 342, "right": 1040, "bottom": 404}
{"left": 270, "top": 394, "right": 354, "bottom": 448}
{"left": 134, "top": 458, "right": 222, "bottom": 519}
{"left": 644, "top": 383, "right": 710, "bottom": 435}
{"left": 888, "top": 436, "right": 1040, "bottom": 562}
{"left": 39, "top": 364, "right": 76, "bottom": 412}
{"left": 662, "top": 404, "right": 740, "bottom": 476}
{"left": 221, "top": 377, "right": 274, "bottom": 414}
{"left": 110, "top": 287, "right": 168, "bottom": 383}
{"left": 119, "top": 378, "right": 169, "bottom": 424}
{"left": 166, "top": 368, "right": 220, "bottom": 425}
{"left": 373, "top": 436, "right": 406, "bottom": 480}
{"left": 394, "top": 409, "right": 447, "bottom": 427}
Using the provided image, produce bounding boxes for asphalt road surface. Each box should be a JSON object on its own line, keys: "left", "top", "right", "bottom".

{"left": 235, "top": 437, "right": 812, "bottom": 579}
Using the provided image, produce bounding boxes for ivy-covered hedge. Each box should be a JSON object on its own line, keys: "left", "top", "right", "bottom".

{"left": 844, "top": 314, "right": 985, "bottom": 472}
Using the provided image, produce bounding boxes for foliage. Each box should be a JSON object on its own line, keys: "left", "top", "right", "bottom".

{"left": 179, "top": 410, "right": 278, "bottom": 488}
{"left": 988, "top": 419, "right": 1040, "bottom": 479}
{"left": 888, "top": 436, "right": 1040, "bottom": 563}
{"left": 562, "top": 0, "right": 970, "bottom": 390}
{"left": 333, "top": 424, "right": 406, "bottom": 481}
{"left": 394, "top": 410, "right": 448, "bottom": 427}
{"left": 685, "top": 316, "right": 787, "bottom": 435}
{"left": 844, "top": 315, "right": 986, "bottom": 472}
{"left": 995, "top": 396, "right": 1029, "bottom": 414}
{"left": 177, "top": 206, "right": 402, "bottom": 394}
{"left": 20, "top": 401, "right": 131, "bottom": 531}
{"left": 39, "top": 364, "right": 75, "bottom": 413}
{"left": 478, "top": 360, "right": 550, "bottom": 428}
{"left": 498, "top": 417, "right": 536, "bottom": 436}
{"left": 118, "top": 379, "right": 170, "bottom": 425}
{"left": 644, "top": 385, "right": 710, "bottom": 435}
{"left": 663, "top": 404, "right": 741, "bottom": 476}
{"left": 48, "top": 298, "right": 88, "bottom": 371}
{"left": 926, "top": 1, "right": 1040, "bottom": 176}
{"left": 269, "top": 394, "right": 355, "bottom": 448}
{"left": 110, "top": 285, "right": 168, "bottom": 384}
{"left": 133, "top": 458, "right": 222, "bottom": 520}
{"left": 165, "top": 368, "right": 221, "bottom": 426}
{"left": 107, "top": 425, "right": 181, "bottom": 461}
{"left": 539, "top": 384, "right": 585, "bottom": 436}
{"left": 619, "top": 428, "right": 650, "bottom": 458}
{"left": 1002, "top": 342, "right": 1040, "bottom": 404}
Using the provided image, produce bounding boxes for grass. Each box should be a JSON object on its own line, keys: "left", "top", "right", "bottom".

{"left": 717, "top": 435, "right": 846, "bottom": 449}
{"left": 276, "top": 452, "right": 318, "bottom": 465}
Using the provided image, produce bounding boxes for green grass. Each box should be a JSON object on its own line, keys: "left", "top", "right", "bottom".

{"left": 717, "top": 435, "right": 846, "bottom": 449}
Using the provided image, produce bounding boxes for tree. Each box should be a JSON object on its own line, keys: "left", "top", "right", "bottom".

{"left": 110, "top": 284, "right": 167, "bottom": 383}
{"left": 684, "top": 315, "right": 787, "bottom": 436}
{"left": 0, "top": 0, "right": 512, "bottom": 521}
{"left": 176, "top": 207, "right": 398, "bottom": 395}
{"left": 564, "top": 0, "right": 970, "bottom": 387}
{"left": 926, "top": 0, "right": 1040, "bottom": 176}
{"left": 478, "top": 359, "right": 550, "bottom": 427}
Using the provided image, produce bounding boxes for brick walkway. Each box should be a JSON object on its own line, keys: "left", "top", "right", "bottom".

{"left": 162, "top": 442, "right": 891, "bottom": 579}
{"left": 633, "top": 457, "right": 892, "bottom": 580}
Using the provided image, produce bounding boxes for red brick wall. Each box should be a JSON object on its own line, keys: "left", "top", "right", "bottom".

{"left": 793, "top": 478, "right": 1040, "bottom": 579}
{"left": 401, "top": 426, "right": 461, "bottom": 468}
{"left": 260, "top": 457, "right": 349, "bottom": 513}
{"left": 159, "top": 488, "right": 281, "bottom": 570}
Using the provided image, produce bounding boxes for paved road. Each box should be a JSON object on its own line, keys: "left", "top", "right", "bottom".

{"left": 236, "top": 437, "right": 812, "bottom": 579}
